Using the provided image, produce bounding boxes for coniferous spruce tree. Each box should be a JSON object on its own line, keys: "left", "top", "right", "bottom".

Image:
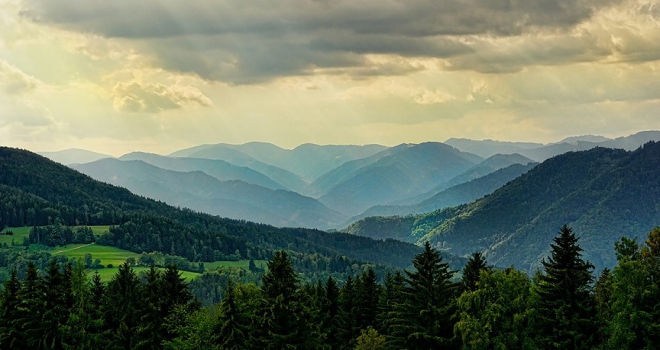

{"left": 533, "top": 225, "right": 596, "bottom": 349}
{"left": 216, "top": 279, "right": 250, "bottom": 349}
{"left": 322, "top": 276, "right": 340, "bottom": 350}
{"left": 259, "top": 250, "right": 317, "bottom": 349}
{"left": 102, "top": 261, "right": 142, "bottom": 349}
{"left": 0, "top": 270, "right": 23, "bottom": 349}
{"left": 16, "top": 262, "right": 44, "bottom": 349}
{"left": 336, "top": 275, "right": 360, "bottom": 349}
{"left": 376, "top": 271, "right": 406, "bottom": 349}
{"left": 355, "top": 268, "right": 382, "bottom": 332}
{"left": 394, "top": 241, "right": 458, "bottom": 349}
{"left": 461, "top": 252, "right": 490, "bottom": 292}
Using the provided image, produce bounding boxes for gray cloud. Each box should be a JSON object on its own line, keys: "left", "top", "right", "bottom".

{"left": 20, "top": 0, "right": 626, "bottom": 83}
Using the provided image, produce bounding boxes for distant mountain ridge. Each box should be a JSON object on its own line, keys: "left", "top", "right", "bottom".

{"left": 72, "top": 158, "right": 345, "bottom": 229}
{"left": 317, "top": 142, "right": 483, "bottom": 215}
{"left": 445, "top": 130, "right": 660, "bottom": 161}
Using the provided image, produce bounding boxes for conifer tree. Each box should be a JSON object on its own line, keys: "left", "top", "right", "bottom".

{"left": 322, "top": 276, "right": 340, "bottom": 349}
{"left": 337, "top": 275, "right": 360, "bottom": 349}
{"left": 216, "top": 279, "right": 250, "bottom": 349}
{"left": 259, "top": 251, "right": 318, "bottom": 349}
{"left": 376, "top": 271, "right": 406, "bottom": 349}
{"left": 0, "top": 270, "right": 24, "bottom": 349}
{"left": 461, "top": 252, "right": 490, "bottom": 292}
{"left": 16, "top": 262, "right": 44, "bottom": 349}
{"left": 394, "top": 241, "right": 458, "bottom": 349}
{"left": 533, "top": 225, "right": 596, "bottom": 349}
{"left": 102, "top": 261, "right": 142, "bottom": 349}
{"left": 355, "top": 268, "right": 382, "bottom": 332}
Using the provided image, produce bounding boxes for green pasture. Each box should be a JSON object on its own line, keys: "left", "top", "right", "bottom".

{"left": 0, "top": 226, "right": 30, "bottom": 246}
{"left": 53, "top": 243, "right": 140, "bottom": 266}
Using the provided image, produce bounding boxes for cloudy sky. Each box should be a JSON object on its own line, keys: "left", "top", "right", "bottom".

{"left": 1, "top": 0, "right": 659, "bottom": 155}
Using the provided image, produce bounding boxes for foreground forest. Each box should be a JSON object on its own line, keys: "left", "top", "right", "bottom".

{"left": 1, "top": 225, "right": 659, "bottom": 349}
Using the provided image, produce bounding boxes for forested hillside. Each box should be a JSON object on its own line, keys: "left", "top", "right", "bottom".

{"left": 348, "top": 142, "right": 660, "bottom": 271}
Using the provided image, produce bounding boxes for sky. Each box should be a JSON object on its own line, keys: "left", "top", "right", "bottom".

{"left": 1, "top": 0, "right": 659, "bottom": 156}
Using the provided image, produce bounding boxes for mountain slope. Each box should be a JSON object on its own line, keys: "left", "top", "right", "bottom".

{"left": 72, "top": 158, "right": 345, "bottom": 229}
{"left": 346, "top": 162, "right": 537, "bottom": 224}
{"left": 177, "top": 145, "right": 309, "bottom": 193}
{"left": 318, "top": 143, "right": 482, "bottom": 215}
{"left": 0, "top": 147, "right": 421, "bottom": 268}
{"left": 119, "top": 152, "right": 286, "bottom": 190}
{"left": 348, "top": 143, "right": 660, "bottom": 271}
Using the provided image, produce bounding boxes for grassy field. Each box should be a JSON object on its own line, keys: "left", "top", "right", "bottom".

{"left": 53, "top": 243, "right": 140, "bottom": 266}
{"left": 0, "top": 226, "right": 31, "bottom": 246}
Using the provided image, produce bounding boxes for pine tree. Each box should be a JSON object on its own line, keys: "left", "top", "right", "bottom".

{"left": 353, "top": 268, "right": 382, "bottom": 333}
{"left": 322, "top": 277, "right": 340, "bottom": 349}
{"left": 216, "top": 279, "right": 250, "bottom": 349}
{"left": 102, "top": 261, "right": 142, "bottom": 349}
{"left": 395, "top": 241, "right": 458, "bottom": 349}
{"left": 0, "top": 270, "right": 24, "bottom": 349}
{"left": 461, "top": 252, "right": 490, "bottom": 292}
{"left": 15, "top": 262, "right": 44, "bottom": 349}
{"left": 533, "top": 225, "right": 596, "bottom": 349}
{"left": 259, "top": 251, "right": 317, "bottom": 349}
{"left": 336, "top": 275, "right": 360, "bottom": 349}
{"left": 376, "top": 271, "right": 406, "bottom": 349}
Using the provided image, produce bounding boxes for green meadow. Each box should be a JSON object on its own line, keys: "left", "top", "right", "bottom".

{"left": 0, "top": 226, "right": 31, "bottom": 246}
{"left": 2, "top": 226, "right": 262, "bottom": 282}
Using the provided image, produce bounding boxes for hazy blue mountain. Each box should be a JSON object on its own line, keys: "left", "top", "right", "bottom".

{"left": 599, "top": 130, "right": 660, "bottom": 150}
{"left": 174, "top": 144, "right": 309, "bottom": 193}
{"left": 447, "top": 131, "right": 660, "bottom": 161}
{"left": 346, "top": 142, "right": 660, "bottom": 271}
{"left": 344, "top": 162, "right": 537, "bottom": 226}
{"left": 308, "top": 144, "right": 409, "bottom": 198}
{"left": 119, "top": 152, "right": 286, "bottom": 190}
{"left": 318, "top": 142, "right": 482, "bottom": 215}
{"left": 555, "top": 135, "right": 611, "bottom": 144}
{"left": 516, "top": 141, "right": 599, "bottom": 162}
{"left": 444, "top": 138, "right": 543, "bottom": 158}
{"left": 72, "top": 159, "right": 346, "bottom": 229}
{"left": 279, "top": 143, "right": 388, "bottom": 181}
{"left": 173, "top": 142, "right": 388, "bottom": 183}
{"left": 390, "top": 153, "right": 534, "bottom": 206}
{"left": 39, "top": 148, "right": 113, "bottom": 165}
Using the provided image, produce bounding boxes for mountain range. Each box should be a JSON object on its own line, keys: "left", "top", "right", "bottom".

{"left": 28, "top": 130, "right": 660, "bottom": 272}
{"left": 37, "top": 131, "right": 660, "bottom": 234}
{"left": 346, "top": 141, "right": 660, "bottom": 271}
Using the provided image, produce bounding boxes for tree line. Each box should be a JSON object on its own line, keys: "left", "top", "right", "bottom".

{"left": 1, "top": 225, "right": 659, "bottom": 349}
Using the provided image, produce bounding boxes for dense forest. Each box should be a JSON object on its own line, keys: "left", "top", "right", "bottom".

{"left": 1, "top": 225, "right": 658, "bottom": 349}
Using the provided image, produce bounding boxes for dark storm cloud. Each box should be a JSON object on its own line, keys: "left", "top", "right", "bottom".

{"left": 21, "top": 0, "right": 625, "bottom": 83}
